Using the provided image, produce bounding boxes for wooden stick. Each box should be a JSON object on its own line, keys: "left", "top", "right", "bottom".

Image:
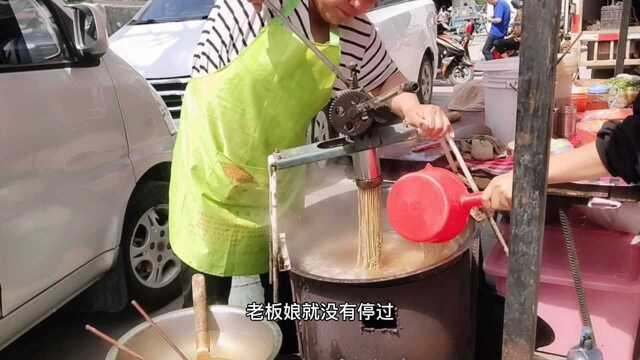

{"left": 131, "top": 301, "right": 190, "bottom": 360}
{"left": 193, "top": 274, "right": 213, "bottom": 360}
{"left": 445, "top": 134, "right": 509, "bottom": 255}
{"left": 439, "top": 138, "right": 459, "bottom": 174}
{"left": 85, "top": 325, "right": 144, "bottom": 360}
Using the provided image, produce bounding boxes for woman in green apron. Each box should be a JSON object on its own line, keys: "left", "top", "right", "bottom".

{"left": 170, "top": 0, "right": 452, "bottom": 306}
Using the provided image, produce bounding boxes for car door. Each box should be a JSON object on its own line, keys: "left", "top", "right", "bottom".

{"left": 368, "top": 0, "right": 436, "bottom": 82}
{"left": 0, "top": 0, "right": 135, "bottom": 316}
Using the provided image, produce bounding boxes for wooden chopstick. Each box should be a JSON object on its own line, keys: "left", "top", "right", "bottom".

{"left": 131, "top": 301, "right": 190, "bottom": 360}
{"left": 445, "top": 134, "right": 510, "bottom": 255}
{"left": 85, "top": 324, "right": 145, "bottom": 360}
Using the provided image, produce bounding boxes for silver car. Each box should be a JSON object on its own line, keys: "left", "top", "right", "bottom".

{"left": 0, "top": 0, "right": 183, "bottom": 350}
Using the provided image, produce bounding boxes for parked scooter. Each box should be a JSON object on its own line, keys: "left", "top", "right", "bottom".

{"left": 436, "top": 21, "right": 474, "bottom": 86}
{"left": 461, "top": 20, "right": 476, "bottom": 58}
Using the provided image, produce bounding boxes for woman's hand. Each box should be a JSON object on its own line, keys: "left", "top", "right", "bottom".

{"left": 482, "top": 172, "right": 514, "bottom": 211}
{"left": 374, "top": 72, "right": 451, "bottom": 139}
{"left": 403, "top": 103, "right": 452, "bottom": 139}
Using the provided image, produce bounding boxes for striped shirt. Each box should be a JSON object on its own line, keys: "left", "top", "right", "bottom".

{"left": 191, "top": 0, "right": 398, "bottom": 92}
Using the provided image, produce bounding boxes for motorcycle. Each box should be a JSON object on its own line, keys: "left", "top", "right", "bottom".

{"left": 436, "top": 21, "right": 474, "bottom": 86}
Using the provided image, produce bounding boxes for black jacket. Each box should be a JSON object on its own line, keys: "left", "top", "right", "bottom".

{"left": 596, "top": 99, "right": 640, "bottom": 184}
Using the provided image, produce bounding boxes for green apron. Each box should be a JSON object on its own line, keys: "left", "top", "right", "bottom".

{"left": 169, "top": 0, "right": 340, "bottom": 276}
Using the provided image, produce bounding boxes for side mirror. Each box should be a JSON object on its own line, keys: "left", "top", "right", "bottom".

{"left": 68, "top": 4, "right": 109, "bottom": 58}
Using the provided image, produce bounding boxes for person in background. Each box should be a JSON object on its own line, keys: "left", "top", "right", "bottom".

{"left": 492, "top": 16, "right": 521, "bottom": 58}
{"left": 482, "top": 99, "right": 640, "bottom": 210}
{"left": 482, "top": 0, "right": 511, "bottom": 60}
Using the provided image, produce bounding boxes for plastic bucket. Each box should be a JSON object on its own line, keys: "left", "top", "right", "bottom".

{"left": 475, "top": 55, "right": 577, "bottom": 144}
{"left": 475, "top": 58, "right": 520, "bottom": 144}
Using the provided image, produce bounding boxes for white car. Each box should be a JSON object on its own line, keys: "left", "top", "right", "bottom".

{"left": 0, "top": 0, "right": 182, "bottom": 350}
{"left": 110, "top": 0, "right": 212, "bottom": 123}
{"left": 110, "top": 0, "right": 439, "bottom": 132}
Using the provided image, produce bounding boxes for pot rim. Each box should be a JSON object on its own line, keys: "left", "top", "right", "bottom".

{"left": 289, "top": 223, "right": 477, "bottom": 285}
{"left": 104, "top": 305, "right": 283, "bottom": 360}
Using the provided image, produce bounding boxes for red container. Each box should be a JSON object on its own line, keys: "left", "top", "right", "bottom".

{"left": 587, "top": 94, "right": 609, "bottom": 110}
{"left": 387, "top": 165, "right": 483, "bottom": 244}
{"left": 571, "top": 93, "right": 588, "bottom": 113}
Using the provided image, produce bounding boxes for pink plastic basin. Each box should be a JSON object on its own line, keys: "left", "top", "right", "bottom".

{"left": 485, "top": 219, "right": 640, "bottom": 359}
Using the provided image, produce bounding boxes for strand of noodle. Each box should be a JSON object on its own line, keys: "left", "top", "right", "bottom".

{"left": 357, "top": 186, "right": 383, "bottom": 270}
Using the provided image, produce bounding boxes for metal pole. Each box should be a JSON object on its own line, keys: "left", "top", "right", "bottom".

{"left": 501, "top": 0, "right": 562, "bottom": 359}
{"left": 615, "top": 0, "right": 632, "bottom": 75}
{"left": 562, "top": 0, "right": 570, "bottom": 36}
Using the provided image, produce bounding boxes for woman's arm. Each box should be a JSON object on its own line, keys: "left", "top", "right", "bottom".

{"left": 371, "top": 71, "right": 451, "bottom": 139}
{"left": 548, "top": 142, "right": 611, "bottom": 184}
{"left": 482, "top": 141, "right": 614, "bottom": 211}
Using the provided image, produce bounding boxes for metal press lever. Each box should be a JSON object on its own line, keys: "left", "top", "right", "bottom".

{"left": 268, "top": 122, "right": 418, "bottom": 170}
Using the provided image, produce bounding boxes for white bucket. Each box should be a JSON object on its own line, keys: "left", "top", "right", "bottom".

{"left": 475, "top": 57, "right": 520, "bottom": 144}
{"left": 474, "top": 56, "right": 578, "bottom": 144}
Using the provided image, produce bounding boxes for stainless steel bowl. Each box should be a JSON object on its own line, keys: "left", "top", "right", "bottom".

{"left": 105, "top": 306, "right": 282, "bottom": 360}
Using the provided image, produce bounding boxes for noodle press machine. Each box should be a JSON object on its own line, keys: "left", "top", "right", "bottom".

{"left": 269, "top": 80, "right": 421, "bottom": 182}
{"left": 267, "top": 80, "right": 422, "bottom": 301}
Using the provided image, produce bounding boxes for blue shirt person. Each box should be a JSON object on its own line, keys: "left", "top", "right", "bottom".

{"left": 482, "top": 0, "right": 512, "bottom": 60}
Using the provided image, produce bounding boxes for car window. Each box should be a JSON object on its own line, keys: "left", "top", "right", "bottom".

{"left": 0, "top": 0, "right": 70, "bottom": 67}
{"left": 135, "top": 0, "right": 216, "bottom": 24}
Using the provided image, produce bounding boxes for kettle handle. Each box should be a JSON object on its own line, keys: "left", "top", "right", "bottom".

{"left": 460, "top": 192, "right": 485, "bottom": 211}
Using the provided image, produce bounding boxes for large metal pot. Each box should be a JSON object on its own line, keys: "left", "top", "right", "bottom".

{"left": 283, "top": 182, "right": 477, "bottom": 359}
{"left": 105, "top": 306, "right": 282, "bottom": 360}
{"left": 286, "top": 182, "right": 474, "bottom": 283}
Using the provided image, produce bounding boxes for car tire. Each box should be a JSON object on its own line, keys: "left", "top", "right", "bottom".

{"left": 122, "top": 180, "right": 183, "bottom": 309}
{"left": 418, "top": 54, "right": 434, "bottom": 104}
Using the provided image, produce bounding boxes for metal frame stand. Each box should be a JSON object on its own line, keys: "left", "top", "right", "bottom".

{"left": 501, "top": 0, "right": 562, "bottom": 358}
{"left": 502, "top": 0, "right": 635, "bottom": 358}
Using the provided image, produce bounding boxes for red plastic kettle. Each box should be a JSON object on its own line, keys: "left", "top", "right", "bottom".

{"left": 387, "top": 165, "right": 484, "bottom": 243}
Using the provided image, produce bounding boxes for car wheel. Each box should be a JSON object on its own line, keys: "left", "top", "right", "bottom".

{"left": 418, "top": 55, "right": 434, "bottom": 104}
{"left": 307, "top": 107, "right": 339, "bottom": 169}
{"left": 122, "top": 180, "right": 183, "bottom": 309}
{"left": 309, "top": 107, "right": 337, "bottom": 144}
{"left": 448, "top": 63, "right": 474, "bottom": 86}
